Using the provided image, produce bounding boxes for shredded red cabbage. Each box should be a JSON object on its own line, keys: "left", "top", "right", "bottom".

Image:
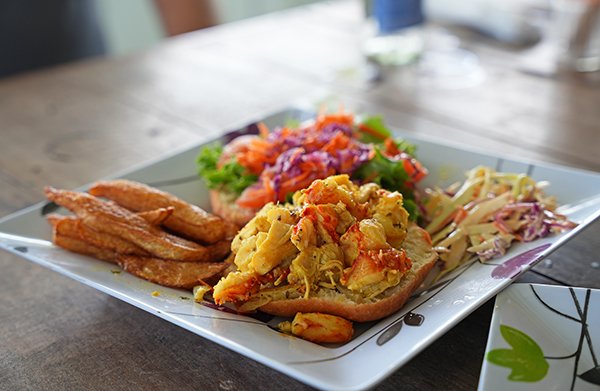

{"left": 494, "top": 202, "right": 570, "bottom": 243}
{"left": 255, "top": 126, "right": 373, "bottom": 201}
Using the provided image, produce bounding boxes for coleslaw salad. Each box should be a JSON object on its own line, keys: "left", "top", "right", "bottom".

{"left": 421, "top": 166, "right": 577, "bottom": 279}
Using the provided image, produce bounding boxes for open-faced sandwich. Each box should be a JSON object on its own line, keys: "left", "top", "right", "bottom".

{"left": 212, "top": 175, "right": 438, "bottom": 324}
{"left": 197, "top": 111, "right": 427, "bottom": 227}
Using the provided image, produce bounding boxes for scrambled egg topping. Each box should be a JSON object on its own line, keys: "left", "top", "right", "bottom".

{"left": 213, "top": 175, "right": 412, "bottom": 309}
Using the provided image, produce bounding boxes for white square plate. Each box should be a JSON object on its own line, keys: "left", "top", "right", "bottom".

{"left": 1, "top": 109, "right": 599, "bottom": 390}
{"left": 480, "top": 283, "right": 600, "bottom": 391}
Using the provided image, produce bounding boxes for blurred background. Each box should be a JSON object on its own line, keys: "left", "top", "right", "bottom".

{"left": 95, "top": 0, "right": 325, "bottom": 54}
{"left": 1, "top": 0, "right": 598, "bottom": 79}
{"left": 0, "top": 0, "right": 322, "bottom": 78}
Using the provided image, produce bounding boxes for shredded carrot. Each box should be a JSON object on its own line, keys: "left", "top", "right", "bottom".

{"left": 263, "top": 176, "right": 275, "bottom": 197}
{"left": 236, "top": 187, "right": 273, "bottom": 208}
{"left": 322, "top": 131, "right": 350, "bottom": 154}
{"left": 359, "top": 124, "right": 389, "bottom": 142}
{"left": 453, "top": 207, "right": 468, "bottom": 224}
{"left": 384, "top": 137, "right": 400, "bottom": 155}
{"left": 280, "top": 170, "right": 311, "bottom": 190}
{"left": 258, "top": 122, "right": 270, "bottom": 138}
{"left": 314, "top": 113, "right": 354, "bottom": 130}
{"left": 403, "top": 159, "right": 427, "bottom": 182}
{"left": 280, "top": 175, "right": 319, "bottom": 197}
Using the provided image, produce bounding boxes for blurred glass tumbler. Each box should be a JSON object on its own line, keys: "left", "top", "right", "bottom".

{"left": 363, "top": 0, "right": 425, "bottom": 66}
{"left": 554, "top": 0, "right": 600, "bottom": 72}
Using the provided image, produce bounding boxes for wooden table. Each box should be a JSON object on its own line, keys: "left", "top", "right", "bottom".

{"left": 1, "top": 1, "right": 599, "bottom": 389}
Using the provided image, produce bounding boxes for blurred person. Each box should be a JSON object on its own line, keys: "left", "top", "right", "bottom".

{"left": 154, "top": 0, "right": 216, "bottom": 36}
{"left": 0, "top": 0, "right": 216, "bottom": 79}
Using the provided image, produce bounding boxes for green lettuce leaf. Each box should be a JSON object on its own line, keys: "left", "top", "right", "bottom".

{"left": 357, "top": 115, "right": 391, "bottom": 144}
{"left": 196, "top": 144, "right": 258, "bottom": 195}
{"left": 357, "top": 116, "right": 416, "bottom": 155}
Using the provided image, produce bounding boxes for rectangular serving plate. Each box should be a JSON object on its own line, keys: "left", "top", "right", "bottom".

{"left": 1, "top": 108, "right": 599, "bottom": 390}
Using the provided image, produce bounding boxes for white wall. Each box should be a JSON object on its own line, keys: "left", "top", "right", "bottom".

{"left": 95, "top": 0, "right": 165, "bottom": 55}
{"left": 95, "top": 0, "right": 323, "bottom": 56}
{"left": 213, "top": 0, "right": 323, "bottom": 23}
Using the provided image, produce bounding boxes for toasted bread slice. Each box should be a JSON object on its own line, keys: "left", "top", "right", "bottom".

{"left": 210, "top": 189, "right": 258, "bottom": 227}
{"left": 258, "top": 224, "right": 437, "bottom": 322}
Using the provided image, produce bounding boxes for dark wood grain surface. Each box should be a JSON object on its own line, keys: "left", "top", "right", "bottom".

{"left": 1, "top": 1, "right": 599, "bottom": 390}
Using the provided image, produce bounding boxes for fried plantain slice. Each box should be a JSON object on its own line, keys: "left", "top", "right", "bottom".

{"left": 89, "top": 179, "right": 229, "bottom": 244}
{"left": 117, "top": 255, "right": 228, "bottom": 289}
{"left": 45, "top": 187, "right": 215, "bottom": 262}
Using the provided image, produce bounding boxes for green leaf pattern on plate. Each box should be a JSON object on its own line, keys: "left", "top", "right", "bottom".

{"left": 486, "top": 324, "right": 549, "bottom": 382}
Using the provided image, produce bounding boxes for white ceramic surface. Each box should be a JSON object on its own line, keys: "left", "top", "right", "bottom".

{"left": 1, "top": 109, "right": 599, "bottom": 390}
{"left": 480, "top": 284, "right": 600, "bottom": 391}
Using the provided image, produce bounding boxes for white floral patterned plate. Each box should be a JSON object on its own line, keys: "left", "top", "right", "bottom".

{"left": 1, "top": 109, "right": 599, "bottom": 390}
{"left": 480, "top": 283, "right": 600, "bottom": 391}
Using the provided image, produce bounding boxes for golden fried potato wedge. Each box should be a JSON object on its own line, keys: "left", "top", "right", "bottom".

{"left": 207, "top": 238, "right": 233, "bottom": 261}
{"left": 117, "top": 255, "right": 228, "bottom": 289}
{"left": 45, "top": 187, "right": 215, "bottom": 262}
{"left": 53, "top": 232, "right": 117, "bottom": 264}
{"left": 138, "top": 207, "right": 174, "bottom": 226}
{"left": 89, "top": 179, "right": 230, "bottom": 244}
{"left": 48, "top": 214, "right": 149, "bottom": 256}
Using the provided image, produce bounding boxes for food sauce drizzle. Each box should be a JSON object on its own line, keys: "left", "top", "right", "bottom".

{"left": 376, "top": 312, "right": 425, "bottom": 345}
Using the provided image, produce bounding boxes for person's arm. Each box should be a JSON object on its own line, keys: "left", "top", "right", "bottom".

{"left": 154, "top": 0, "right": 217, "bottom": 36}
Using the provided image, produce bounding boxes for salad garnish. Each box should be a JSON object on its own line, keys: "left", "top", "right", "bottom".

{"left": 197, "top": 111, "right": 427, "bottom": 219}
